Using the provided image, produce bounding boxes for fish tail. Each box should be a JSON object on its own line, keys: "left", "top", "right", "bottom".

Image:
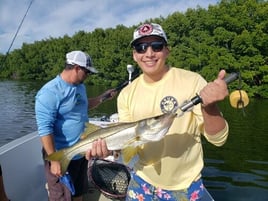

{"left": 45, "top": 150, "right": 70, "bottom": 174}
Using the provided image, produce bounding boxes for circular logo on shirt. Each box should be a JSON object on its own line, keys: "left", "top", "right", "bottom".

{"left": 160, "top": 96, "right": 178, "bottom": 113}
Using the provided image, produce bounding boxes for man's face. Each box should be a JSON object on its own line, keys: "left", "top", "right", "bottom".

{"left": 132, "top": 36, "right": 169, "bottom": 82}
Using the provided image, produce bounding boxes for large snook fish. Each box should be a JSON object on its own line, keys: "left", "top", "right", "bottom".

{"left": 46, "top": 111, "right": 177, "bottom": 174}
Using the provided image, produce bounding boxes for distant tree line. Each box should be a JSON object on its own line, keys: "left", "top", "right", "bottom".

{"left": 0, "top": 0, "right": 267, "bottom": 98}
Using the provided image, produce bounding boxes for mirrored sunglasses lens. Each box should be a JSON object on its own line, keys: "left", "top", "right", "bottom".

{"left": 134, "top": 43, "right": 149, "bottom": 53}
{"left": 134, "top": 42, "right": 165, "bottom": 53}
{"left": 151, "top": 42, "right": 164, "bottom": 52}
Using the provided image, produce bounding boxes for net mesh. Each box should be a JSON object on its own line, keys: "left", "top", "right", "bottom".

{"left": 88, "top": 159, "right": 131, "bottom": 199}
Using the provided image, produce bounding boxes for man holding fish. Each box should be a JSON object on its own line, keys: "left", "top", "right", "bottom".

{"left": 35, "top": 50, "right": 116, "bottom": 201}
{"left": 86, "top": 23, "right": 231, "bottom": 201}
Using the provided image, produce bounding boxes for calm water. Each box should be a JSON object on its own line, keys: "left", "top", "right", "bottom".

{"left": 0, "top": 80, "right": 267, "bottom": 200}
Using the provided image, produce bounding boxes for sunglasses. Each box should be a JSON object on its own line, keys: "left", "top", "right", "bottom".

{"left": 133, "top": 41, "right": 166, "bottom": 54}
{"left": 79, "top": 66, "right": 92, "bottom": 75}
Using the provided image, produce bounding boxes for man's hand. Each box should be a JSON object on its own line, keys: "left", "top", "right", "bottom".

{"left": 100, "top": 89, "right": 118, "bottom": 102}
{"left": 50, "top": 160, "right": 62, "bottom": 177}
{"left": 199, "top": 70, "right": 229, "bottom": 107}
{"left": 85, "top": 139, "right": 111, "bottom": 160}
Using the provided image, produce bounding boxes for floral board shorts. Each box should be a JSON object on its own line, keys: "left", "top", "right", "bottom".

{"left": 126, "top": 171, "right": 205, "bottom": 201}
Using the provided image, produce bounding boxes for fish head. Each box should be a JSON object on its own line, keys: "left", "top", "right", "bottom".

{"left": 138, "top": 112, "right": 177, "bottom": 142}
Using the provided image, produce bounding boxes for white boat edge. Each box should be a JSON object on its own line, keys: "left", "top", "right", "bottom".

{"left": 0, "top": 131, "right": 47, "bottom": 201}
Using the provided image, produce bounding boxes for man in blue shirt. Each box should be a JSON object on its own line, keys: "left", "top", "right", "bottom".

{"left": 35, "top": 50, "right": 114, "bottom": 201}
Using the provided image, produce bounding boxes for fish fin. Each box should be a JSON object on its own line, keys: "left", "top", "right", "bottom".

{"left": 121, "top": 147, "right": 138, "bottom": 164}
{"left": 154, "top": 161, "right": 162, "bottom": 175}
{"left": 80, "top": 123, "right": 102, "bottom": 139}
{"left": 45, "top": 150, "right": 70, "bottom": 174}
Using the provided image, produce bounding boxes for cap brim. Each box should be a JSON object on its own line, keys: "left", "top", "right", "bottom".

{"left": 87, "top": 66, "right": 98, "bottom": 73}
{"left": 130, "top": 35, "right": 167, "bottom": 46}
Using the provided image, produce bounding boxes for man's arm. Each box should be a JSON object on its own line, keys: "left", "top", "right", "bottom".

{"left": 88, "top": 89, "right": 117, "bottom": 110}
{"left": 199, "top": 70, "right": 229, "bottom": 135}
{"left": 41, "top": 134, "right": 62, "bottom": 177}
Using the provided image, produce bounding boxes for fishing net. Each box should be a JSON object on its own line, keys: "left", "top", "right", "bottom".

{"left": 88, "top": 158, "right": 131, "bottom": 200}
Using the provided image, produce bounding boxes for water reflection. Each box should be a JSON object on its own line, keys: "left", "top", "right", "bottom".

{"left": 202, "top": 100, "right": 268, "bottom": 200}
{"left": 0, "top": 81, "right": 39, "bottom": 145}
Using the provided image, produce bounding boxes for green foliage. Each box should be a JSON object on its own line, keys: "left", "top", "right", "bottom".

{"left": 0, "top": 0, "right": 267, "bottom": 98}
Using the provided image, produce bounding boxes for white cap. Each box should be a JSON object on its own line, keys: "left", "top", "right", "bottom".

{"left": 130, "top": 23, "right": 168, "bottom": 46}
{"left": 66, "top": 50, "right": 98, "bottom": 73}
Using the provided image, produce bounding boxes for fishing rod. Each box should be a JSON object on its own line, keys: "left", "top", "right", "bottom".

{"left": 100, "top": 65, "right": 140, "bottom": 102}
{"left": 1, "top": 0, "right": 35, "bottom": 68}
{"left": 178, "top": 72, "right": 239, "bottom": 114}
{"left": 114, "top": 69, "right": 139, "bottom": 91}
{"left": 127, "top": 64, "right": 135, "bottom": 84}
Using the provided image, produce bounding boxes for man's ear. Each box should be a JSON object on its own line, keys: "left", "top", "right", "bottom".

{"left": 166, "top": 46, "right": 170, "bottom": 55}
{"left": 133, "top": 51, "right": 137, "bottom": 62}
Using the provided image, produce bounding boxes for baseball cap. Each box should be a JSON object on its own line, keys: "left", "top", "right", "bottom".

{"left": 66, "top": 50, "right": 98, "bottom": 73}
{"left": 130, "top": 23, "right": 168, "bottom": 46}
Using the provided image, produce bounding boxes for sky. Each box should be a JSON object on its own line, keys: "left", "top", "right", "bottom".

{"left": 0, "top": 0, "right": 219, "bottom": 54}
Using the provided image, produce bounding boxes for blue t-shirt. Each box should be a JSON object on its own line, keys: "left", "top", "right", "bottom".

{"left": 35, "top": 75, "right": 88, "bottom": 151}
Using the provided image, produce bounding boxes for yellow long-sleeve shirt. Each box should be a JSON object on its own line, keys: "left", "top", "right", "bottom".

{"left": 117, "top": 67, "right": 228, "bottom": 190}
